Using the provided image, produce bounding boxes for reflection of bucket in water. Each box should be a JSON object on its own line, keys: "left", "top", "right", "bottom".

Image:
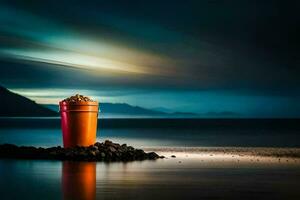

{"left": 59, "top": 101, "right": 99, "bottom": 148}
{"left": 62, "top": 161, "right": 96, "bottom": 200}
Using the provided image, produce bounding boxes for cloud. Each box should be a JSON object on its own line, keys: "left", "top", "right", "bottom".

{"left": 0, "top": 5, "right": 178, "bottom": 78}
{"left": 2, "top": 1, "right": 299, "bottom": 92}
{"left": 0, "top": 0, "right": 300, "bottom": 117}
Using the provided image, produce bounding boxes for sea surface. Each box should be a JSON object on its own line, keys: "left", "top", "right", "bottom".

{"left": 0, "top": 118, "right": 300, "bottom": 200}
{"left": 0, "top": 118, "right": 300, "bottom": 148}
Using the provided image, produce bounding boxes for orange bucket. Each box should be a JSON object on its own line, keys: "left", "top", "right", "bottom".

{"left": 59, "top": 101, "right": 99, "bottom": 148}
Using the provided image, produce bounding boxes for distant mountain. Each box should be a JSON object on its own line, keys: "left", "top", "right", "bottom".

{"left": 152, "top": 107, "right": 174, "bottom": 113}
{"left": 44, "top": 103, "right": 166, "bottom": 116}
{"left": 152, "top": 107, "right": 240, "bottom": 117}
{"left": 100, "top": 103, "right": 166, "bottom": 115}
{"left": 202, "top": 111, "right": 241, "bottom": 117}
{"left": 43, "top": 103, "right": 241, "bottom": 118}
{"left": 0, "top": 85, "right": 239, "bottom": 118}
{"left": 43, "top": 103, "right": 199, "bottom": 117}
{"left": 0, "top": 86, "right": 58, "bottom": 117}
{"left": 171, "top": 111, "right": 198, "bottom": 116}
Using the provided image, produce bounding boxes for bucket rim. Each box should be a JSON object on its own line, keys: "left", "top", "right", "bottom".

{"left": 59, "top": 101, "right": 99, "bottom": 106}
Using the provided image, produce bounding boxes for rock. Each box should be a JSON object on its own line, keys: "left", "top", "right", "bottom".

{"left": 127, "top": 146, "right": 134, "bottom": 151}
{"left": 65, "top": 151, "right": 74, "bottom": 157}
{"left": 107, "top": 152, "right": 113, "bottom": 158}
{"left": 135, "top": 149, "right": 145, "bottom": 156}
{"left": 147, "top": 152, "right": 159, "bottom": 159}
{"left": 90, "top": 152, "right": 97, "bottom": 158}
{"left": 118, "top": 146, "right": 126, "bottom": 153}
{"left": 0, "top": 141, "right": 164, "bottom": 162}
{"left": 104, "top": 140, "right": 113, "bottom": 146}
{"left": 88, "top": 145, "right": 98, "bottom": 151}
{"left": 49, "top": 151, "right": 58, "bottom": 156}
{"left": 79, "top": 151, "right": 88, "bottom": 157}
{"left": 108, "top": 146, "right": 117, "bottom": 152}
{"left": 94, "top": 142, "right": 102, "bottom": 148}
{"left": 171, "top": 155, "right": 176, "bottom": 158}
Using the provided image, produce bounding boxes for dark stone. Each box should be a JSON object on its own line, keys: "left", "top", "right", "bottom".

{"left": 107, "top": 152, "right": 113, "bottom": 158}
{"left": 108, "top": 146, "right": 116, "bottom": 152}
{"left": 171, "top": 155, "right": 176, "bottom": 158}
{"left": 147, "top": 152, "right": 159, "bottom": 159}
{"left": 88, "top": 150, "right": 96, "bottom": 157}
{"left": 0, "top": 141, "right": 164, "bottom": 162}
{"left": 104, "top": 140, "right": 113, "bottom": 146}
{"left": 79, "top": 151, "right": 88, "bottom": 157}
{"left": 87, "top": 145, "right": 98, "bottom": 152}
{"left": 94, "top": 142, "right": 101, "bottom": 147}
{"left": 127, "top": 146, "right": 134, "bottom": 151}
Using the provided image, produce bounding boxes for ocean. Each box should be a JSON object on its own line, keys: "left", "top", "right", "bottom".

{"left": 0, "top": 118, "right": 300, "bottom": 148}
{"left": 1, "top": 118, "right": 300, "bottom": 200}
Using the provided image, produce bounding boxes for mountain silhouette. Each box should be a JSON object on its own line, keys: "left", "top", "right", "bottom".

{"left": 0, "top": 85, "right": 239, "bottom": 118}
{"left": 43, "top": 104, "right": 240, "bottom": 117}
{"left": 44, "top": 103, "right": 167, "bottom": 116}
{"left": 0, "top": 85, "right": 58, "bottom": 117}
{"left": 43, "top": 103, "right": 198, "bottom": 117}
{"left": 203, "top": 111, "right": 241, "bottom": 117}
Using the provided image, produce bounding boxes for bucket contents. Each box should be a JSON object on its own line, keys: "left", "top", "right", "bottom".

{"left": 62, "top": 94, "right": 95, "bottom": 103}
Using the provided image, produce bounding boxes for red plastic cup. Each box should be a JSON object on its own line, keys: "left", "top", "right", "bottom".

{"left": 59, "top": 101, "right": 99, "bottom": 148}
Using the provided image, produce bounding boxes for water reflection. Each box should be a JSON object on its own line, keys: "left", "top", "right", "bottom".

{"left": 0, "top": 158, "right": 299, "bottom": 200}
{"left": 62, "top": 161, "right": 96, "bottom": 200}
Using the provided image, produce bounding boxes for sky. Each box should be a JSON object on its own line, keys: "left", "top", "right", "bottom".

{"left": 0, "top": 0, "right": 300, "bottom": 117}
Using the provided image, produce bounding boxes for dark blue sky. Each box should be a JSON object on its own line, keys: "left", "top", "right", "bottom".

{"left": 0, "top": 0, "right": 299, "bottom": 117}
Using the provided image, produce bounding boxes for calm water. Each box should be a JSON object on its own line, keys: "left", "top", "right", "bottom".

{"left": 0, "top": 118, "right": 300, "bottom": 147}
{"left": 0, "top": 158, "right": 300, "bottom": 200}
{"left": 1, "top": 118, "right": 300, "bottom": 199}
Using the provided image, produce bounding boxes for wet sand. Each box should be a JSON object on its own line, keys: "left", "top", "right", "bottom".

{"left": 146, "top": 147, "right": 300, "bottom": 162}
{"left": 148, "top": 146, "right": 300, "bottom": 156}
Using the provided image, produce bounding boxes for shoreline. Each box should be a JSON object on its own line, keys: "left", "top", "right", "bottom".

{"left": 1, "top": 143, "right": 300, "bottom": 162}
{"left": 144, "top": 147, "right": 300, "bottom": 158}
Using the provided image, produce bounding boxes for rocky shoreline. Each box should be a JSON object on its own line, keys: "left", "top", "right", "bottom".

{"left": 0, "top": 140, "right": 164, "bottom": 162}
